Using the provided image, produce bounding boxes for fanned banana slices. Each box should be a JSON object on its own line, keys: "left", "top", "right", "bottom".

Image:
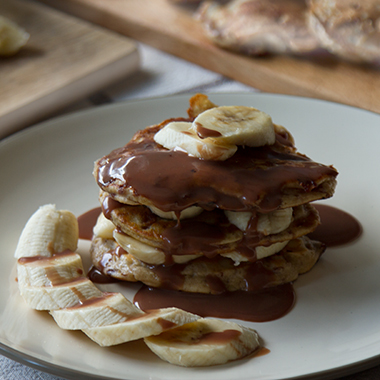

{"left": 14, "top": 205, "right": 261, "bottom": 367}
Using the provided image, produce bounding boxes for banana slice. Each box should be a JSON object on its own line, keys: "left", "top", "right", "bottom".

{"left": 113, "top": 230, "right": 201, "bottom": 265}
{"left": 17, "top": 250, "right": 84, "bottom": 288}
{"left": 148, "top": 204, "right": 203, "bottom": 221}
{"left": 93, "top": 213, "right": 115, "bottom": 239}
{"left": 19, "top": 278, "right": 102, "bottom": 310}
{"left": 14, "top": 204, "right": 79, "bottom": 259}
{"left": 50, "top": 292, "right": 143, "bottom": 330}
{"left": 192, "top": 106, "right": 275, "bottom": 147}
{"left": 225, "top": 208, "right": 293, "bottom": 235}
{"left": 222, "top": 240, "right": 289, "bottom": 264}
{"left": 83, "top": 307, "right": 200, "bottom": 346}
{"left": 144, "top": 318, "right": 260, "bottom": 367}
{"left": 154, "top": 121, "right": 237, "bottom": 161}
{"left": 0, "top": 15, "right": 29, "bottom": 56}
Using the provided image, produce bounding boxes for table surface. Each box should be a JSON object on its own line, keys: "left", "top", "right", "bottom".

{"left": 1, "top": 42, "right": 380, "bottom": 380}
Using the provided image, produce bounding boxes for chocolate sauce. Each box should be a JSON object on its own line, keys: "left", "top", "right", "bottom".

{"left": 78, "top": 207, "right": 101, "bottom": 240}
{"left": 18, "top": 250, "right": 84, "bottom": 286}
{"left": 194, "top": 122, "right": 223, "bottom": 138}
{"left": 88, "top": 266, "right": 119, "bottom": 284}
{"left": 160, "top": 209, "right": 238, "bottom": 259}
{"left": 309, "top": 204, "right": 362, "bottom": 247}
{"left": 17, "top": 249, "right": 75, "bottom": 264}
{"left": 197, "top": 330, "right": 241, "bottom": 345}
{"left": 77, "top": 203, "right": 361, "bottom": 322}
{"left": 96, "top": 129, "right": 338, "bottom": 213}
{"left": 134, "top": 283, "right": 295, "bottom": 323}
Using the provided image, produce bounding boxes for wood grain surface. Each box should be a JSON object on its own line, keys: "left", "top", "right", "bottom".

{"left": 0, "top": 0, "right": 139, "bottom": 138}
{"left": 37, "top": 0, "right": 380, "bottom": 115}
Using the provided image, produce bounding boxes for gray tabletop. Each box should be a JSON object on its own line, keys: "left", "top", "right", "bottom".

{"left": 1, "top": 43, "right": 379, "bottom": 380}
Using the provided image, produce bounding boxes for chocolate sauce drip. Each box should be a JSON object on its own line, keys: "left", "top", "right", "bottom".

{"left": 78, "top": 207, "right": 101, "bottom": 240}
{"left": 160, "top": 209, "right": 238, "bottom": 259}
{"left": 18, "top": 250, "right": 84, "bottom": 286}
{"left": 96, "top": 131, "right": 338, "bottom": 213}
{"left": 102, "top": 197, "right": 124, "bottom": 219}
{"left": 88, "top": 266, "right": 119, "bottom": 284}
{"left": 194, "top": 122, "right": 223, "bottom": 138}
{"left": 309, "top": 204, "right": 362, "bottom": 246}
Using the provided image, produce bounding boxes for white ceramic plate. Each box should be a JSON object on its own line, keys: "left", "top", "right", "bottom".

{"left": 1, "top": 93, "right": 379, "bottom": 380}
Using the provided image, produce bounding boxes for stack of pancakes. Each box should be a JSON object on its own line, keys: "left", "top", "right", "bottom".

{"left": 91, "top": 94, "right": 338, "bottom": 294}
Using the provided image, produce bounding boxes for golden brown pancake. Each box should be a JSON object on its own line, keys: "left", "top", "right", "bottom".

{"left": 90, "top": 236, "right": 324, "bottom": 294}
{"left": 94, "top": 122, "right": 337, "bottom": 214}
{"left": 100, "top": 190, "right": 320, "bottom": 260}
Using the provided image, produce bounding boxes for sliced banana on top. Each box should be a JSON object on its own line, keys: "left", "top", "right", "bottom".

{"left": 154, "top": 121, "right": 237, "bottom": 161}
{"left": 154, "top": 105, "right": 275, "bottom": 161}
{"left": 144, "top": 318, "right": 260, "bottom": 367}
{"left": 0, "top": 15, "right": 29, "bottom": 56}
{"left": 192, "top": 106, "right": 275, "bottom": 147}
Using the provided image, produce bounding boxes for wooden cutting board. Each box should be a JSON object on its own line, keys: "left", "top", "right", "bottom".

{"left": 0, "top": 0, "right": 139, "bottom": 138}
{"left": 36, "top": 0, "right": 380, "bottom": 115}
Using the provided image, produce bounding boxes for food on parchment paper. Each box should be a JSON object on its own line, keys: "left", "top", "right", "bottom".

{"left": 0, "top": 15, "right": 29, "bottom": 56}
{"left": 196, "top": 0, "right": 380, "bottom": 64}
{"left": 92, "top": 93, "right": 337, "bottom": 297}
{"left": 14, "top": 204, "right": 260, "bottom": 366}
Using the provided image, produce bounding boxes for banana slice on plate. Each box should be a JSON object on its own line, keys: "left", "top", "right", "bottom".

{"left": 50, "top": 292, "right": 143, "bottom": 330}
{"left": 17, "top": 250, "right": 84, "bottom": 287}
{"left": 14, "top": 204, "right": 78, "bottom": 259}
{"left": 144, "top": 318, "right": 260, "bottom": 367}
{"left": 83, "top": 307, "right": 200, "bottom": 346}
{"left": 19, "top": 277, "right": 102, "bottom": 311}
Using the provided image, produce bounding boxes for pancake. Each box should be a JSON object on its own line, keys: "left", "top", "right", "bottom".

{"left": 90, "top": 235, "right": 324, "bottom": 294}
{"left": 91, "top": 94, "right": 337, "bottom": 293}
{"left": 94, "top": 114, "right": 338, "bottom": 214}
{"left": 100, "top": 190, "right": 320, "bottom": 261}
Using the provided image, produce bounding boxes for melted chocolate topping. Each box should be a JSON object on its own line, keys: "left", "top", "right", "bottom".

{"left": 96, "top": 125, "right": 337, "bottom": 213}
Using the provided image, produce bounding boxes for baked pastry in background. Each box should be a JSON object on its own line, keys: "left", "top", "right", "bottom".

{"left": 197, "top": 0, "right": 321, "bottom": 56}
{"left": 307, "top": 0, "right": 380, "bottom": 63}
{"left": 196, "top": 0, "right": 380, "bottom": 64}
